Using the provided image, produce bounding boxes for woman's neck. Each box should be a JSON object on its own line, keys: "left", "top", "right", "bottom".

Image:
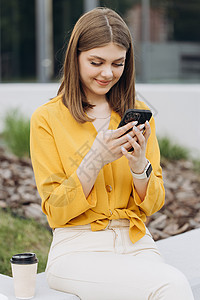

{"left": 86, "top": 100, "right": 111, "bottom": 119}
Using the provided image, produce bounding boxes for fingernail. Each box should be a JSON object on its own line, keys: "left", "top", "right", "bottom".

{"left": 127, "top": 133, "right": 132, "bottom": 140}
{"left": 133, "top": 126, "right": 138, "bottom": 132}
{"left": 139, "top": 124, "right": 145, "bottom": 130}
{"left": 146, "top": 120, "right": 149, "bottom": 126}
{"left": 121, "top": 146, "right": 126, "bottom": 152}
{"left": 132, "top": 121, "right": 138, "bottom": 126}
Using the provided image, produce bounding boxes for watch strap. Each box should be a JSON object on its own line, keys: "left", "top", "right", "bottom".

{"left": 131, "top": 160, "right": 152, "bottom": 179}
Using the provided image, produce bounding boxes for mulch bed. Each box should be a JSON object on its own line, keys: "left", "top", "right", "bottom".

{"left": 147, "top": 159, "right": 200, "bottom": 240}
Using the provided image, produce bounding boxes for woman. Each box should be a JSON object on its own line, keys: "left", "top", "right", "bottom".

{"left": 30, "top": 7, "right": 194, "bottom": 300}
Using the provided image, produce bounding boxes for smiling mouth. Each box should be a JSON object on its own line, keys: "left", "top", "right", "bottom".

{"left": 95, "top": 79, "right": 112, "bottom": 86}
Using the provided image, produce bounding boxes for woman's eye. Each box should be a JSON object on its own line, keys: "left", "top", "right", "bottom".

{"left": 90, "top": 62, "right": 102, "bottom": 66}
{"left": 113, "top": 63, "right": 124, "bottom": 67}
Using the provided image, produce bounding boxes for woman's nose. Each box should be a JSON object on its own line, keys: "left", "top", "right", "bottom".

{"left": 101, "top": 65, "right": 113, "bottom": 78}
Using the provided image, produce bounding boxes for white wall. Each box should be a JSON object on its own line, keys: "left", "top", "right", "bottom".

{"left": 0, "top": 83, "right": 59, "bottom": 120}
{"left": 136, "top": 84, "right": 200, "bottom": 157}
{"left": 0, "top": 83, "right": 200, "bottom": 157}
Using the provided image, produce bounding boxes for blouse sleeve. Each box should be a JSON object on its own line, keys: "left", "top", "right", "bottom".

{"left": 132, "top": 116, "right": 165, "bottom": 215}
{"left": 30, "top": 108, "right": 97, "bottom": 227}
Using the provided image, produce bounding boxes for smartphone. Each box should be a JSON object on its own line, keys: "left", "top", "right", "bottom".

{"left": 118, "top": 109, "right": 152, "bottom": 151}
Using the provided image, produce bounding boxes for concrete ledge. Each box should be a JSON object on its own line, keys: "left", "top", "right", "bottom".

{"left": 0, "top": 229, "right": 200, "bottom": 299}
{"left": 156, "top": 228, "right": 200, "bottom": 299}
{"left": 0, "top": 272, "right": 80, "bottom": 300}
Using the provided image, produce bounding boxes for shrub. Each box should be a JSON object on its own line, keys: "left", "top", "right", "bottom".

{"left": 158, "top": 136, "right": 189, "bottom": 161}
{"left": 192, "top": 158, "right": 200, "bottom": 174}
{"left": 3, "top": 109, "right": 30, "bottom": 158}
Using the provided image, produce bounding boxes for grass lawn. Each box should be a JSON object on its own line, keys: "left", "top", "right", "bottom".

{"left": 0, "top": 208, "right": 52, "bottom": 276}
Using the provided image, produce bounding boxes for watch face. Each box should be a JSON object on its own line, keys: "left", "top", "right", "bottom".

{"left": 146, "top": 164, "right": 152, "bottom": 178}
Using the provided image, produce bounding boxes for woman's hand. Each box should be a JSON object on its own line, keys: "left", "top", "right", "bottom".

{"left": 91, "top": 121, "right": 138, "bottom": 168}
{"left": 77, "top": 120, "right": 149, "bottom": 198}
{"left": 121, "top": 121, "right": 151, "bottom": 174}
{"left": 77, "top": 120, "right": 138, "bottom": 198}
{"left": 120, "top": 121, "right": 151, "bottom": 201}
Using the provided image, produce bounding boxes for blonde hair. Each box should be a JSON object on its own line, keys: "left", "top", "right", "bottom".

{"left": 58, "top": 7, "right": 135, "bottom": 123}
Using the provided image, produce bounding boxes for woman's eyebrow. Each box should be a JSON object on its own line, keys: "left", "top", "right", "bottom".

{"left": 89, "top": 55, "right": 125, "bottom": 61}
{"left": 89, "top": 55, "right": 105, "bottom": 61}
{"left": 113, "top": 57, "right": 126, "bottom": 62}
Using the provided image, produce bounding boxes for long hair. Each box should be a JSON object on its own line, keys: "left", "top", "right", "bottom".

{"left": 58, "top": 7, "right": 135, "bottom": 123}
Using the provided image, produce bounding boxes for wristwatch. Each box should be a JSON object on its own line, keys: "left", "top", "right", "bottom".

{"left": 131, "top": 160, "right": 152, "bottom": 179}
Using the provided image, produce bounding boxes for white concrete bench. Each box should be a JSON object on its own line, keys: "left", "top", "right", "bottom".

{"left": 0, "top": 273, "right": 79, "bottom": 300}
{"left": 0, "top": 228, "right": 200, "bottom": 299}
{"left": 156, "top": 228, "right": 200, "bottom": 300}
{"left": 0, "top": 272, "right": 80, "bottom": 300}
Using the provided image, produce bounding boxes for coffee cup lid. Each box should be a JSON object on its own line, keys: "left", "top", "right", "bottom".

{"left": 10, "top": 253, "right": 38, "bottom": 265}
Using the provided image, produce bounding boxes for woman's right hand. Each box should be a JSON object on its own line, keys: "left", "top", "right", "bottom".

{"left": 91, "top": 121, "right": 138, "bottom": 167}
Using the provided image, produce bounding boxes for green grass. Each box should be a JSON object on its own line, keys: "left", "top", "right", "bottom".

{"left": 0, "top": 209, "right": 52, "bottom": 276}
{"left": 2, "top": 109, "right": 30, "bottom": 158}
{"left": 158, "top": 136, "right": 189, "bottom": 161}
{"left": 192, "top": 158, "right": 200, "bottom": 174}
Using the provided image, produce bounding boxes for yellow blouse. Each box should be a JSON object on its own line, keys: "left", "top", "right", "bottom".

{"left": 30, "top": 95, "right": 165, "bottom": 244}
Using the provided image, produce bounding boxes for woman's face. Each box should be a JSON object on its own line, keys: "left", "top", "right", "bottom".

{"left": 78, "top": 42, "right": 126, "bottom": 101}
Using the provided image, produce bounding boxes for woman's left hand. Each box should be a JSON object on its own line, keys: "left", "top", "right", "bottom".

{"left": 121, "top": 121, "right": 151, "bottom": 174}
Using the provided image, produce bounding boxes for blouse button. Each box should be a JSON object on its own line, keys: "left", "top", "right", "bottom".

{"left": 106, "top": 185, "right": 112, "bottom": 192}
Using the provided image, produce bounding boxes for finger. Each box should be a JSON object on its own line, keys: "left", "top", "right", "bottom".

{"left": 113, "top": 121, "right": 138, "bottom": 139}
{"left": 143, "top": 120, "right": 151, "bottom": 139}
{"left": 114, "top": 130, "right": 137, "bottom": 148}
{"left": 113, "top": 121, "right": 143, "bottom": 147}
{"left": 126, "top": 133, "right": 141, "bottom": 155}
{"left": 138, "top": 123, "right": 145, "bottom": 133}
{"left": 125, "top": 134, "right": 137, "bottom": 146}
{"left": 121, "top": 140, "right": 135, "bottom": 151}
{"left": 121, "top": 146, "right": 134, "bottom": 159}
{"left": 132, "top": 126, "right": 145, "bottom": 148}
{"left": 107, "top": 127, "right": 137, "bottom": 152}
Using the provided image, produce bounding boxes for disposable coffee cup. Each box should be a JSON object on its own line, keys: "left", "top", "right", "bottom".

{"left": 10, "top": 253, "right": 38, "bottom": 299}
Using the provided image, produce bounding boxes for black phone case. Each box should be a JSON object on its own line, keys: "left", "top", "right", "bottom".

{"left": 118, "top": 109, "right": 152, "bottom": 151}
{"left": 118, "top": 109, "right": 152, "bottom": 129}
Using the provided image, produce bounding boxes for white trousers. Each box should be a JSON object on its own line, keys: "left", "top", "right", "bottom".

{"left": 46, "top": 219, "right": 194, "bottom": 300}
